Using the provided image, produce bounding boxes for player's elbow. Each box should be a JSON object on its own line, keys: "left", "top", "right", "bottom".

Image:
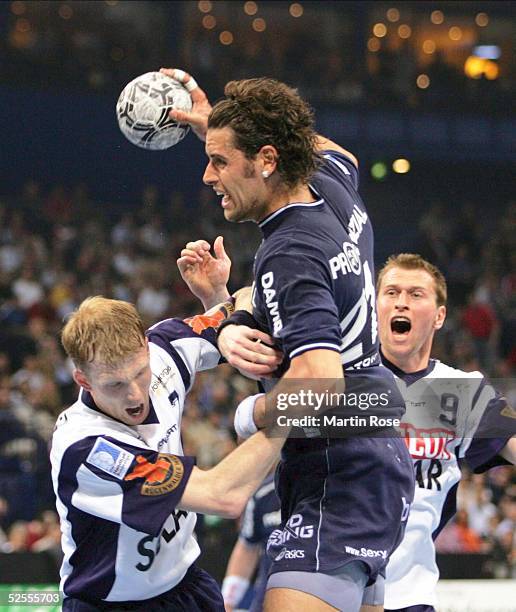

{"left": 208, "top": 490, "right": 246, "bottom": 519}
{"left": 199, "top": 475, "right": 247, "bottom": 518}
{"left": 220, "top": 495, "right": 246, "bottom": 519}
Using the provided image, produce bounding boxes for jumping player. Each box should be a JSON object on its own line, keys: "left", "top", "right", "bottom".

{"left": 162, "top": 67, "right": 414, "bottom": 612}
{"left": 376, "top": 253, "right": 516, "bottom": 612}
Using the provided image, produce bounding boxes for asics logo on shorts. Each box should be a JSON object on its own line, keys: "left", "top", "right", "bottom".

{"left": 274, "top": 548, "right": 305, "bottom": 561}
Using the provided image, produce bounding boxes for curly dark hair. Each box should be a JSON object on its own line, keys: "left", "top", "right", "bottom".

{"left": 208, "top": 78, "right": 321, "bottom": 189}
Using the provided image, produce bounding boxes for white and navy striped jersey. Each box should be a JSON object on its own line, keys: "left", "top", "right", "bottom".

{"left": 51, "top": 314, "right": 223, "bottom": 603}
{"left": 384, "top": 358, "right": 514, "bottom": 609}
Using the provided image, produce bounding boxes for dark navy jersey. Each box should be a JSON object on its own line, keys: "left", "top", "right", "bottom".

{"left": 248, "top": 153, "right": 414, "bottom": 585}
{"left": 252, "top": 151, "right": 405, "bottom": 429}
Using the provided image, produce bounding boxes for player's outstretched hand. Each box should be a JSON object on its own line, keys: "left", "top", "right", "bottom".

{"left": 178, "top": 236, "right": 231, "bottom": 309}
{"left": 160, "top": 67, "right": 212, "bottom": 142}
{"left": 219, "top": 324, "right": 283, "bottom": 380}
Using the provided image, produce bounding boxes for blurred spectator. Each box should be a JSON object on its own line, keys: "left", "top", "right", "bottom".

{"left": 435, "top": 509, "right": 484, "bottom": 554}
{"left": 182, "top": 403, "right": 236, "bottom": 469}
{"left": 1, "top": 521, "right": 29, "bottom": 553}
{"left": 462, "top": 293, "right": 499, "bottom": 372}
{"left": 446, "top": 245, "right": 475, "bottom": 304}
{"left": 486, "top": 467, "right": 515, "bottom": 506}
{"left": 488, "top": 495, "right": 516, "bottom": 579}
{"left": 0, "top": 497, "right": 8, "bottom": 546}
{"left": 111, "top": 213, "right": 137, "bottom": 248}
{"left": 12, "top": 266, "right": 44, "bottom": 312}
{"left": 465, "top": 476, "right": 498, "bottom": 538}
{"left": 136, "top": 266, "right": 171, "bottom": 326}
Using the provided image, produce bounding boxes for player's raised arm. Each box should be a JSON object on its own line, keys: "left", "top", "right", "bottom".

{"left": 160, "top": 67, "right": 212, "bottom": 141}
{"left": 177, "top": 235, "right": 231, "bottom": 310}
{"left": 315, "top": 135, "right": 359, "bottom": 169}
{"left": 178, "top": 239, "right": 283, "bottom": 378}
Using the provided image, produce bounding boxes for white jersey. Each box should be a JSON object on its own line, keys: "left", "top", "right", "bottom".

{"left": 384, "top": 358, "right": 514, "bottom": 609}
{"left": 51, "top": 313, "right": 224, "bottom": 603}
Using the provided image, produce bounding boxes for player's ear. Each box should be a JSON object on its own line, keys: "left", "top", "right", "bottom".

{"left": 73, "top": 369, "right": 92, "bottom": 391}
{"left": 434, "top": 305, "right": 446, "bottom": 330}
{"left": 258, "top": 145, "right": 278, "bottom": 177}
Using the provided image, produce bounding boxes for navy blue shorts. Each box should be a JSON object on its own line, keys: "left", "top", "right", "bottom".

{"left": 62, "top": 565, "right": 224, "bottom": 611}
{"left": 266, "top": 435, "right": 415, "bottom": 584}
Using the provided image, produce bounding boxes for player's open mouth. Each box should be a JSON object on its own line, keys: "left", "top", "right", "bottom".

{"left": 215, "top": 190, "right": 231, "bottom": 208}
{"left": 126, "top": 405, "right": 144, "bottom": 417}
{"left": 391, "top": 316, "right": 411, "bottom": 334}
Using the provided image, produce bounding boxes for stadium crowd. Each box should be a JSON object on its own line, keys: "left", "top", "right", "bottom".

{"left": 1, "top": 1, "right": 514, "bottom": 115}
{"left": 0, "top": 177, "right": 514, "bottom": 579}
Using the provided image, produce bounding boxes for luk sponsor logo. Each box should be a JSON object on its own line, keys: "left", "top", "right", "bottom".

{"left": 399, "top": 423, "right": 454, "bottom": 460}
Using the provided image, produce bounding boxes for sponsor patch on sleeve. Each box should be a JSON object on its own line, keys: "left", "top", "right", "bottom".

{"left": 124, "top": 453, "right": 185, "bottom": 496}
{"left": 184, "top": 310, "right": 225, "bottom": 334}
{"left": 86, "top": 438, "right": 134, "bottom": 480}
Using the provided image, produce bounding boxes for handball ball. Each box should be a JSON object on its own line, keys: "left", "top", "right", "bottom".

{"left": 116, "top": 71, "right": 193, "bottom": 150}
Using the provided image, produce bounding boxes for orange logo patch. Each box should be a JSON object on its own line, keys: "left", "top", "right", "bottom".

{"left": 184, "top": 310, "right": 225, "bottom": 334}
{"left": 125, "top": 453, "right": 184, "bottom": 496}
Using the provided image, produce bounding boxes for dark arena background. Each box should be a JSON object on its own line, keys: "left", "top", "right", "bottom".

{"left": 0, "top": 2, "right": 514, "bottom": 610}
